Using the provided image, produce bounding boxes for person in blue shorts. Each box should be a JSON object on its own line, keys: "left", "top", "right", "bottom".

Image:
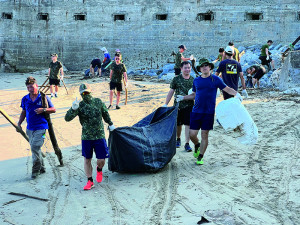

{"left": 65, "top": 83, "right": 115, "bottom": 190}
{"left": 17, "top": 76, "right": 56, "bottom": 179}
{"left": 176, "top": 58, "right": 243, "bottom": 165}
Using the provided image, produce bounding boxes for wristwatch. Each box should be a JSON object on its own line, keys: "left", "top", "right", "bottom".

{"left": 43, "top": 108, "right": 47, "bottom": 113}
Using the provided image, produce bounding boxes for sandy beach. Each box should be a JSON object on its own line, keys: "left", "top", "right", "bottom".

{"left": 0, "top": 72, "right": 300, "bottom": 225}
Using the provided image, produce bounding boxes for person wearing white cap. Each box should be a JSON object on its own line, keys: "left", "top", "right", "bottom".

{"left": 100, "top": 47, "right": 111, "bottom": 73}
{"left": 215, "top": 46, "right": 248, "bottom": 100}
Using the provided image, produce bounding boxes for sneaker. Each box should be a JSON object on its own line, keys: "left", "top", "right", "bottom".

{"left": 193, "top": 147, "right": 200, "bottom": 158}
{"left": 96, "top": 171, "right": 103, "bottom": 183}
{"left": 176, "top": 139, "right": 181, "bottom": 148}
{"left": 83, "top": 180, "right": 94, "bottom": 190}
{"left": 40, "top": 168, "right": 46, "bottom": 174}
{"left": 196, "top": 156, "right": 204, "bottom": 165}
{"left": 116, "top": 105, "right": 121, "bottom": 110}
{"left": 55, "top": 93, "right": 58, "bottom": 98}
{"left": 31, "top": 173, "right": 38, "bottom": 179}
{"left": 184, "top": 143, "right": 192, "bottom": 152}
{"left": 107, "top": 105, "right": 112, "bottom": 109}
{"left": 51, "top": 94, "right": 54, "bottom": 98}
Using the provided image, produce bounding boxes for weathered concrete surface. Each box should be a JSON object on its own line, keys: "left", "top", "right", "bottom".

{"left": 271, "top": 51, "right": 300, "bottom": 92}
{"left": 0, "top": 0, "right": 299, "bottom": 71}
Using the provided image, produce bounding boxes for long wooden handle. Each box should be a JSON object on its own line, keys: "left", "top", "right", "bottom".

{"left": 61, "top": 79, "right": 69, "bottom": 95}
{"left": 0, "top": 107, "right": 29, "bottom": 142}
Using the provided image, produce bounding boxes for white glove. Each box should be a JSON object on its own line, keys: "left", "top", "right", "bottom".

{"left": 190, "top": 55, "right": 194, "bottom": 60}
{"left": 266, "top": 55, "right": 270, "bottom": 60}
{"left": 235, "top": 92, "right": 243, "bottom": 102}
{"left": 242, "top": 89, "right": 248, "bottom": 98}
{"left": 60, "top": 76, "right": 64, "bottom": 80}
{"left": 176, "top": 95, "right": 184, "bottom": 102}
{"left": 188, "top": 88, "right": 193, "bottom": 95}
{"left": 108, "top": 125, "right": 115, "bottom": 131}
{"left": 72, "top": 97, "right": 80, "bottom": 110}
{"left": 162, "top": 104, "right": 168, "bottom": 107}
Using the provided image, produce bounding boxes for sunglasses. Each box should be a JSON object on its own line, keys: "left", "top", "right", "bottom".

{"left": 82, "top": 92, "right": 90, "bottom": 95}
{"left": 200, "top": 63, "right": 210, "bottom": 67}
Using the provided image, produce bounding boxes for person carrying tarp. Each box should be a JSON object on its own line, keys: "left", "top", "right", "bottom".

{"left": 65, "top": 83, "right": 115, "bottom": 190}
{"left": 176, "top": 58, "right": 242, "bottom": 165}
{"left": 162, "top": 61, "right": 194, "bottom": 152}
{"left": 89, "top": 58, "right": 102, "bottom": 77}
{"left": 100, "top": 47, "right": 111, "bottom": 74}
{"left": 17, "top": 76, "right": 56, "bottom": 179}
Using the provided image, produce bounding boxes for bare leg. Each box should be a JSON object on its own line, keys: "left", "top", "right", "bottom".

{"left": 257, "top": 80, "right": 260, "bottom": 88}
{"left": 271, "top": 60, "right": 275, "bottom": 70}
{"left": 97, "top": 159, "right": 105, "bottom": 169}
{"left": 50, "top": 85, "right": 54, "bottom": 94}
{"left": 177, "top": 125, "right": 182, "bottom": 139}
{"left": 184, "top": 125, "right": 190, "bottom": 143}
{"left": 84, "top": 158, "right": 92, "bottom": 178}
{"left": 190, "top": 129, "right": 200, "bottom": 145}
{"left": 55, "top": 85, "right": 58, "bottom": 93}
{"left": 116, "top": 91, "right": 121, "bottom": 106}
{"left": 200, "top": 130, "right": 209, "bottom": 156}
{"left": 109, "top": 90, "right": 114, "bottom": 106}
{"left": 252, "top": 78, "right": 257, "bottom": 88}
{"left": 90, "top": 65, "right": 95, "bottom": 76}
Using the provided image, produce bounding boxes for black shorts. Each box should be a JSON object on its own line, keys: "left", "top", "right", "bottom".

{"left": 190, "top": 112, "right": 214, "bottom": 130}
{"left": 259, "top": 56, "right": 272, "bottom": 66}
{"left": 91, "top": 59, "right": 102, "bottom": 68}
{"left": 253, "top": 68, "right": 265, "bottom": 80}
{"left": 222, "top": 91, "right": 234, "bottom": 100}
{"left": 49, "top": 78, "right": 60, "bottom": 86}
{"left": 177, "top": 106, "right": 193, "bottom": 126}
{"left": 110, "top": 82, "right": 122, "bottom": 91}
{"left": 174, "top": 68, "right": 181, "bottom": 76}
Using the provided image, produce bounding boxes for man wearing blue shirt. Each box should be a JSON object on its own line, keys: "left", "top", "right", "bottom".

{"left": 17, "top": 76, "right": 56, "bottom": 179}
{"left": 177, "top": 58, "right": 242, "bottom": 165}
{"left": 215, "top": 46, "right": 248, "bottom": 99}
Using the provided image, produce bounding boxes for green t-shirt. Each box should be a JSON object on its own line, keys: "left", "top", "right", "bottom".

{"left": 174, "top": 52, "right": 183, "bottom": 69}
{"left": 170, "top": 75, "right": 194, "bottom": 109}
{"left": 111, "top": 62, "right": 127, "bottom": 83}
{"left": 217, "top": 54, "right": 223, "bottom": 62}
{"left": 65, "top": 97, "right": 113, "bottom": 140}
{"left": 49, "top": 61, "right": 63, "bottom": 79}
{"left": 261, "top": 44, "right": 269, "bottom": 56}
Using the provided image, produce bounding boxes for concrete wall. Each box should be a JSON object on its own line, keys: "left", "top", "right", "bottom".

{"left": 0, "top": 0, "right": 299, "bottom": 72}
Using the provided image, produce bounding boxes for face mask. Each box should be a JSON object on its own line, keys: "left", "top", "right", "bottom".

{"left": 81, "top": 94, "right": 93, "bottom": 103}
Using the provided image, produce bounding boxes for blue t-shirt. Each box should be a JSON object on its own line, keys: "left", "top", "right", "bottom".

{"left": 104, "top": 53, "right": 111, "bottom": 60}
{"left": 21, "top": 93, "right": 54, "bottom": 130}
{"left": 216, "top": 59, "right": 242, "bottom": 91}
{"left": 192, "top": 75, "right": 226, "bottom": 114}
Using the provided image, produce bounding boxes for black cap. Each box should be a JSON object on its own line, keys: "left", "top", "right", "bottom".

{"left": 178, "top": 45, "right": 186, "bottom": 50}
{"left": 267, "top": 40, "right": 273, "bottom": 43}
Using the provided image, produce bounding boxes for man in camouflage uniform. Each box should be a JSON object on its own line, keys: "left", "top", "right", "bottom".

{"left": 65, "top": 83, "right": 115, "bottom": 190}
{"left": 48, "top": 53, "right": 64, "bottom": 98}
{"left": 163, "top": 61, "right": 194, "bottom": 152}
{"left": 174, "top": 45, "right": 191, "bottom": 76}
{"left": 108, "top": 53, "right": 128, "bottom": 110}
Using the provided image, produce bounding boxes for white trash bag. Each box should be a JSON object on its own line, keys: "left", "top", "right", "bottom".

{"left": 216, "top": 98, "right": 258, "bottom": 145}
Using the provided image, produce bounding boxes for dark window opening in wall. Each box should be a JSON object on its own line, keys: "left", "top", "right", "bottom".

{"left": 2, "top": 13, "right": 12, "bottom": 19}
{"left": 114, "top": 14, "right": 125, "bottom": 21}
{"left": 74, "top": 14, "right": 86, "bottom": 21}
{"left": 246, "top": 13, "right": 263, "bottom": 20}
{"left": 37, "top": 13, "right": 49, "bottom": 21}
{"left": 156, "top": 14, "right": 168, "bottom": 20}
{"left": 298, "top": 12, "right": 300, "bottom": 20}
{"left": 196, "top": 12, "right": 214, "bottom": 21}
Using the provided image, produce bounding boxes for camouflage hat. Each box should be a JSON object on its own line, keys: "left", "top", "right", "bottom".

{"left": 79, "top": 83, "right": 92, "bottom": 94}
{"left": 196, "top": 58, "right": 214, "bottom": 71}
{"left": 25, "top": 76, "right": 37, "bottom": 85}
{"left": 51, "top": 53, "right": 58, "bottom": 57}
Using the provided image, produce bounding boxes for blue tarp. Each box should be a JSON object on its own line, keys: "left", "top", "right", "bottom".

{"left": 108, "top": 106, "right": 178, "bottom": 173}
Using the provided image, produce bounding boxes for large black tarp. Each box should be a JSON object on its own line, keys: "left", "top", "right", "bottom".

{"left": 108, "top": 106, "right": 178, "bottom": 173}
